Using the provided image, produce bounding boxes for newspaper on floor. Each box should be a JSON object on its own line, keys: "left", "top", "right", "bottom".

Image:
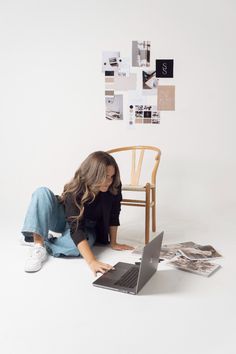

{"left": 167, "top": 256, "right": 221, "bottom": 277}
{"left": 177, "top": 244, "right": 222, "bottom": 261}
{"left": 160, "top": 241, "right": 196, "bottom": 260}
{"left": 160, "top": 242, "right": 222, "bottom": 261}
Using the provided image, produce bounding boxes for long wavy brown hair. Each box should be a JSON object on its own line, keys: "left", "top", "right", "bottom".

{"left": 59, "top": 151, "right": 121, "bottom": 225}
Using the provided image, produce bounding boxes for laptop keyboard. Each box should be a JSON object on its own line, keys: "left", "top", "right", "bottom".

{"left": 114, "top": 266, "right": 139, "bottom": 288}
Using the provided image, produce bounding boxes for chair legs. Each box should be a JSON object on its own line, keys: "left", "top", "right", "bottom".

{"left": 152, "top": 187, "right": 156, "bottom": 232}
{"left": 122, "top": 185, "right": 157, "bottom": 245}
{"left": 145, "top": 183, "right": 151, "bottom": 244}
{"left": 145, "top": 185, "right": 156, "bottom": 244}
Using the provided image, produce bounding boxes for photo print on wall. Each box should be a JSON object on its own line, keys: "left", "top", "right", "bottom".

{"left": 142, "top": 70, "right": 158, "bottom": 95}
{"left": 132, "top": 41, "right": 151, "bottom": 67}
{"left": 102, "top": 51, "right": 120, "bottom": 73}
{"left": 102, "top": 41, "right": 175, "bottom": 124}
{"left": 105, "top": 95, "right": 123, "bottom": 120}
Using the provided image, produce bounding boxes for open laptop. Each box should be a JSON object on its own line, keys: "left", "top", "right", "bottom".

{"left": 93, "top": 231, "right": 164, "bottom": 294}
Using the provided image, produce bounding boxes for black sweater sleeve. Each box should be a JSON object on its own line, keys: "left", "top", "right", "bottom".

{"left": 109, "top": 184, "right": 122, "bottom": 226}
{"left": 64, "top": 194, "right": 86, "bottom": 246}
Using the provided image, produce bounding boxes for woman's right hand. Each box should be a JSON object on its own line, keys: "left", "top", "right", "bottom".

{"left": 89, "top": 259, "right": 113, "bottom": 277}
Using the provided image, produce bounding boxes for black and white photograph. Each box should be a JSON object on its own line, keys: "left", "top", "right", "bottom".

{"left": 135, "top": 110, "right": 143, "bottom": 118}
{"left": 132, "top": 40, "right": 151, "bottom": 67}
{"left": 167, "top": 256, "right": 221, "bottom": 277}
{"left": 102, "top": 51, "right": 120, "bottom": 73}
{"left": 142, "top": 70, "right": 158, "bottom": 93}
{"left": 105, "top": 94, "right": 123, "bottom": 120}
{"left": 178, "top": 244, "right": 222, "bottom": 261}
{"left": 160, "top": 241, "right": 197, "bottom": 260}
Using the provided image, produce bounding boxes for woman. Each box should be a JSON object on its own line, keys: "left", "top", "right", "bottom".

{"left": 22, "top": 151, "right": 133, "bottom": 275}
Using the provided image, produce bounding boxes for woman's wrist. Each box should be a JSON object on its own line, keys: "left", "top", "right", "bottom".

{"left": 88, "top": 257, "right": 97, "bottom": 266}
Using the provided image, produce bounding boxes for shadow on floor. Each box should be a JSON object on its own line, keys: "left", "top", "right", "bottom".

{"left": 139, "top": 268, "right": 188, "bottom": 296}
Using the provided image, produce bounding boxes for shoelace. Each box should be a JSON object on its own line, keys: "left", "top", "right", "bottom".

{"left": 31, "top": 247, "right": 44, "bottom": 258}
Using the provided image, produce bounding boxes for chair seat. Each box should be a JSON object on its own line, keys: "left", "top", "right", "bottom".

{"left": 122, "top": 184, "right": 155, "bottom": 192}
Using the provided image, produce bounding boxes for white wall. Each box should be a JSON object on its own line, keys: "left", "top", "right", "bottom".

{"left": 0, "top": 0, "right": 235, "bottom": 235}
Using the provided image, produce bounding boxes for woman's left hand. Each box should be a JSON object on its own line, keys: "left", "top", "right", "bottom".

{"left": 110, "top": 243, "right": 134, "bottom": 251}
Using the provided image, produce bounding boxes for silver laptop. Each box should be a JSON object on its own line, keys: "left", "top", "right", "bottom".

{"left": 93, "top": 232, "right": 164, "bottom": 294}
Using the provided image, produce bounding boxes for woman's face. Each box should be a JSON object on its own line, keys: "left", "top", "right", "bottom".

{"left": 99, "top": 165, "right": 115, "bottom": 192}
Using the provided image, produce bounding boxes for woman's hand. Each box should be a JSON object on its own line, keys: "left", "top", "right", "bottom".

{"left": 89, "top": 259, "right": 113, "bottom": 277}
{"left": 110, "top": 243, "right": 134, "bottom": 251}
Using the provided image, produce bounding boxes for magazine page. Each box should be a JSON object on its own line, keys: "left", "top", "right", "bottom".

{"left": 178, "top": 245, "right": 222, "bottom": 261}
{"left": 160, "top": 241, "right": 197, "bottom": 260}
{"left": 167, "top": 256, "right": 221, "bottom": 277}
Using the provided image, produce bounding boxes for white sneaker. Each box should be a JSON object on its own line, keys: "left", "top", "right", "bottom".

{"left": 24, "top": 244, "right": 48, "bottom": 272}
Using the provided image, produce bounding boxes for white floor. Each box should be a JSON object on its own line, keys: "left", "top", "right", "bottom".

{"left": 1, "top": 206, "right": 235, "bottom": 354}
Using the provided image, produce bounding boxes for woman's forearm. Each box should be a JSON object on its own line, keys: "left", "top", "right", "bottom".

{"left": 77, "top": 239, "right": 96, "bottom": 265}
{"left": 78, "top": 239, "right": 113, "bottom": 275}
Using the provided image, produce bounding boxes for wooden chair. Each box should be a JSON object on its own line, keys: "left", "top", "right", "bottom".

{"left": 107, "top": 146, "right": 161, "bottom": 244}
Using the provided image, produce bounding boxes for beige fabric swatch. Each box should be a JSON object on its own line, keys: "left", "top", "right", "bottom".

{"left": 158, "top": 85, "right": 175, "bottom": 111}
{"left": 105, "top": 82, "right": 115, "bottom": 90}
{"left": 105, "top": 77, "right": 114, "bottom": 83}
{"left": 105, "top": 90, "right": 114, "bottom": 97}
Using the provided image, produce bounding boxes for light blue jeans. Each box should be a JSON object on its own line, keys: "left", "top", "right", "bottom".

{"left": 21, "top": 187, "right": 96, "bottom": 257}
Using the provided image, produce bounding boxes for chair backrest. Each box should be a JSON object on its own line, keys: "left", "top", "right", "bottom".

{"left": 107, "top": 146, "right": 161, "bottom": 186}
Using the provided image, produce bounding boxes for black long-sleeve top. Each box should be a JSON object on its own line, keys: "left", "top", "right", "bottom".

{"left": 63, "top": 186, "right": 122, "bottom": 247}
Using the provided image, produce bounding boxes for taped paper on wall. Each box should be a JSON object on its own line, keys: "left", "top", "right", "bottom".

{"left": 105, "top": 95, "right": 123, "bottom": 120}
{"left": 114, "top": 73, "right": 137, "bottom": 91}
{"left": 117, "top": 57, "right": 130, "bottom": 77}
